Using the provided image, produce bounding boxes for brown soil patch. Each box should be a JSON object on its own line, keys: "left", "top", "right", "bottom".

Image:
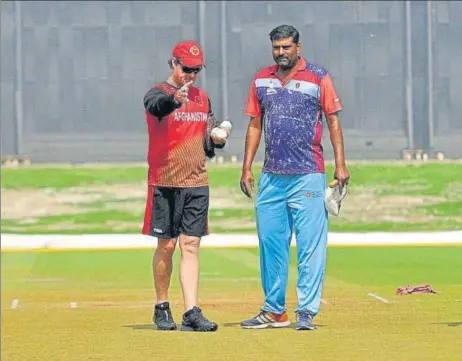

{"left": 339, "top": 186, "right": 446, "bottom": 223}
{"left": 1, "top": 189, "right": 83, "bottom": 220}
{"left": 212, "top": 219, "right": 257, "bottom": 230}
{"left": 1, "top": 182, "right": 459, "bottom": 229}
{"left": 209, "top": 188, "right": 254, "bottom": 209}
{"left": 1, "top": 183, "right": 147, "bottom": 220}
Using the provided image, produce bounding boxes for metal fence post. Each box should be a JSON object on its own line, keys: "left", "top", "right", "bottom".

{"left": 198, "top": 0, "right": 207, "bottom": 91}
{"left": 405, "top": 0, "right": 414, "bottom": 150}
{"left": 427, "top": 0, "right": 434, "bottom": 149}
{"left": 14, "top": 0, "right": 24, "bottom": 156}
{"left": 220, "top": 0, "right": 229, "bottom": 121}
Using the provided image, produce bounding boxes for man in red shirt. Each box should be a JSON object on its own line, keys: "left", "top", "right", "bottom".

{"left": 142, "top": 40, "right": 227, "bottom": 332}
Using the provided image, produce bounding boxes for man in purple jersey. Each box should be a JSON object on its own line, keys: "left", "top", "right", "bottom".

{"left": 240, "top": 24, "right": 350, "bottom": 330}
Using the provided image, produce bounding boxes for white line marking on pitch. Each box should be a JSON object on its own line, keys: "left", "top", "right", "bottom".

{"left": 11, "top": 299, "right": 19, "bottom": 309}
{"left": 321, "top": 298, "right": 328, "bottom": 304}
{"left": 367, "top": 293, "right": 389, "bottom": 303}
{"left": 70, "top": 302, "right": 77, "bottom": 309}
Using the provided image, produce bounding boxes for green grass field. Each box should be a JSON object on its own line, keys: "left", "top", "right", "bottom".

{"left": 1, "top": 162, "right": 462, "bottom": 233}
{"left": 2, "top": 163, "right": 461, "bottom": 360}
{"left": 2, "top": 246, "right": 461, "bottom": 361}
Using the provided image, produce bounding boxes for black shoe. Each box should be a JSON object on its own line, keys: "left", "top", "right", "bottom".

{"left": 180, "top": 306, "right": 218, "bottom": 332}
{"left": 296, "top": 310, "right": 315, "bottom": 330}
{"left": 153, "top": 302, "right": 177, "bottom": 330}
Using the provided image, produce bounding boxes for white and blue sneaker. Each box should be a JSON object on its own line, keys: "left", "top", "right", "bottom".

{"left": 241, "top": 311, "right": 291, "bottom": 329}
{"left": 296, "top": 310, "right": 315, "bottom": 330}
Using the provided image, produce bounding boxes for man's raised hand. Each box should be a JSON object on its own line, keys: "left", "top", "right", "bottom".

{"left": 174, "top": 80, "right": 193, "bottom": 104}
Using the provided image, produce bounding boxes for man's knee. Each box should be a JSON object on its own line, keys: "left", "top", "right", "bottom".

{"left": 157, "top": 238, "right": 177, "bottom": 256}
{"left": 179, "top": 235, "right": 201, "bottom": 254}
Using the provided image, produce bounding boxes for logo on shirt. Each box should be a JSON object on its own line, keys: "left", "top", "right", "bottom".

{"left": 173, "top": 111, "right": 208, "bottom": 122}
{"left": 334, "top": 97, "right": 340, "bottom": 103}
{"left": 266, "top": 80, "right": 277, "bottom": 94}
{"left": 194, "top": 96, "right": 203, "bottom": 106}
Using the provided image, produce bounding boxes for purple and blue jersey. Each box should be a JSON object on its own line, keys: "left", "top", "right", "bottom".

{"left": 245, "top": 57, "right": 342, "bottom": 174}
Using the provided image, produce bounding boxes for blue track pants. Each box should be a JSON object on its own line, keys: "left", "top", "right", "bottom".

{"left": 255, "top": 172, "right": 328, "bottom": 315}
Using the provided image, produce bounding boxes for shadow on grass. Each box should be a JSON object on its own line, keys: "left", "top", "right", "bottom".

{"left": 123, "top": 324, "right": 157, "bottom": 330}
{"left": 222, "top": 322, "right": 324, "bottom": 329}
{"left": 431, "top": 322, "right": 462, "bottom": 327}
{"left": 123, "top": 323, "right": 325, "bottom": 330}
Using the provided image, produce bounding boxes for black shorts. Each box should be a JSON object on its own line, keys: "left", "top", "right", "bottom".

{"left": 142, "top": 186, "right": 209, "bottom": 239}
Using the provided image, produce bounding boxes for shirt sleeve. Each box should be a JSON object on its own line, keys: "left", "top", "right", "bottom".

{"left": 244, "top": 78, "right": 261, "bottom": 118}
{"left": 320, "top": 74, "right": 343, "bottom": 115}
{"left": 143, "top": 87, "right": 182, "bottom": 119}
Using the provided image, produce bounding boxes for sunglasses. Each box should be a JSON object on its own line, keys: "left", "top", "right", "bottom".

{"left": 176, "top": 59, "right": 202, "bottom": 74}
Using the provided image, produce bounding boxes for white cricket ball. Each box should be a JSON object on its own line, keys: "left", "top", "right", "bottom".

{"left": 220, "top": 120, "right": 233, "bottom": 133}
{"left": 211, "top": 127, "right": 228, "bottom": 140}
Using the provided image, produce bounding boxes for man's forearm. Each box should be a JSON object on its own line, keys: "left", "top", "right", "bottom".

{"left": 144, "top": 88, "right": 181, "bottom": 119}
{"left": 327, "top": 113, "right": 346, "bottom": 167}
{"left": 242, "top": 117, "right": 262, "bottom": 170}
